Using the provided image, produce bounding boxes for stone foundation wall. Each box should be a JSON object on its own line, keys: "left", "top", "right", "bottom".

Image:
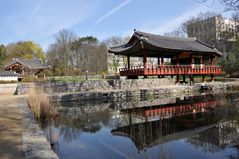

{"left": 51, "top": 82, "right": 239, "bottom": 102}
{"left": 17, "top": 78, "right": 175, "bottom": 95}
{"left": 17, "top": 79, "right": 239, "bottom": 102}
{"left": 18, "top": 97, "right": 58, "bottom": 159}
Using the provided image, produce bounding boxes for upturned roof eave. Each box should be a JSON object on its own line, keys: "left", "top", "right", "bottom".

{"left": 108, "top": 30, "right": 223, "bottom": 57}
{"left": 108, "top": 39, "right": 141, "bottom": 55}
{"left": 109, "top": 39, "right": 222, "bottom": 57}
{"left": 143, "top": 39, "right": 223, "bottom": 57}
{"left": 4, "top": 61, "right": 50, "bottom": 70}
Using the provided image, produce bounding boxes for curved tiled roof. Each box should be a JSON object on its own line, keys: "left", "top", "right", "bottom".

{"left": 5, "top": 59, "right": 49, "bottom": 69}
{"left": 0, "top": 71, "right": 18, "bottom": 77}
{"left": 108, "top": 30, "right": 222, "bottom": 57}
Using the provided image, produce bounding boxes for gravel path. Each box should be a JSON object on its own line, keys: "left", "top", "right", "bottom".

{"left": 0, "top": 95, "right": 58, "bottom": 159}
{"left": 0, "top": 95, "right": 24, "bottom": 159}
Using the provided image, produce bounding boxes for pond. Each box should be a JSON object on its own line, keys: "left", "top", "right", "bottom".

{"left": 40, "top": 92, "right": 239, "bottom": 159}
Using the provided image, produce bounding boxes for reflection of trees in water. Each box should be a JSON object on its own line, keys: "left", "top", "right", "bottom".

{"left": 42, "top": 105, "right": 111, "bottom": 143}
{"left": 59, "top": 126, "right": 82, "bottom": 143}
{"left": 186, "top": 93, "right": 239, "bottom": 156}
{"left": 187, "top": 120, "right": 239, "bottom": 158}
{"left": 187, "top": 127, "right": 222, "bottom": 153}
{"left": 40, "top": 92, "right": 239, "bottom": 158}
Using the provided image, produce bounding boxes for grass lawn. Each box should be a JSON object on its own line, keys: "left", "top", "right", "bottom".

{"left": 47, "top": 75, "right": 105, "bottom": 82}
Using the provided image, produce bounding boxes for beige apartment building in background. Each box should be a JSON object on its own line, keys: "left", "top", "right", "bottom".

{"left": 187, "top": 16, "right": 238, "bottom": 50}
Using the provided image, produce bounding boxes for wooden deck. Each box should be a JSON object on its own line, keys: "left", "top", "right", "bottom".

{"left": 119, "top": 65, "right": 222, "bottom": 77}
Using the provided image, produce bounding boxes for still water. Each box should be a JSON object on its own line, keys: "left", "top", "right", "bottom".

{"left": 41, "top": 93, "right": 239, "bottom": 159}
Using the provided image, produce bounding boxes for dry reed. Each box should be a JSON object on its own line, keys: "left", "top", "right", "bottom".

{"left": 27, "top": 88, "right": 58, "bottom": 121}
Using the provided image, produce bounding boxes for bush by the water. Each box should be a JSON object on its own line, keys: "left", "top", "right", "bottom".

{"left": 27, "top": 88, "right": 58, "bottom": 120}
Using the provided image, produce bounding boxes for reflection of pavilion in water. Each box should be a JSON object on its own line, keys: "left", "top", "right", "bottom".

{"left": 111, "top": 94, "right": 225, "bottom": 150}
{"left": 120, "top": 94, "right": 220, "bottom": 121}
{"left": 44, "top": 93, "right": 239, "bottom": 158}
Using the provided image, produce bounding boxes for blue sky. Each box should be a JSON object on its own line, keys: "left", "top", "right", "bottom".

{"left": 0, "top": 0, "right": 233, "bottom": 50}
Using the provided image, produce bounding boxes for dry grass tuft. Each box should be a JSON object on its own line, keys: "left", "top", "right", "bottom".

{"left": 27, "top": 88, "right": 58, "bottom": 121}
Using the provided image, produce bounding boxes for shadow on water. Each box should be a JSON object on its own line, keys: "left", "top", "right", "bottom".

{"left": 39, "top": 92, "right": 239, "bottom": 159}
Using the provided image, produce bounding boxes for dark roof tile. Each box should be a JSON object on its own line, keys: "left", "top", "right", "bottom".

{"left": 109, "top": 30, "right": 222, "bottom": 57}
{"left": 0, "top": 71, "right": 18, "bottom": 77}
{"left": 5, "top": 59, "right": 49, "bottom": 69}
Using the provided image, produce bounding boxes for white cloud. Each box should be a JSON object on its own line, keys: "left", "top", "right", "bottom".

{"left": 4, "top": 0, "right": 100, "bottom": 40}
{"left": 25, "top": 0, "right": 45, "bottom": 26}
{"left": 142, "top": 5, "right": 211, "bottom": 35}
{"left": 118, "top": 1, "right": 225, "bottom": 37}
{"left": 95, "top": 0, "right": 133, "bottom": 24}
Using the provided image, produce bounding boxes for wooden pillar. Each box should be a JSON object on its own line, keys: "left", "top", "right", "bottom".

{"left": 191, "top": 56, "right": 195, "bottom": 68}
{"left": 129, "top": 113, "right": 132, "bottom": 125}
{"left": 176, "top": 75, "right": 179, "bottom": 83}
{"left": 177, "top": 56, "right": 180, "bottom": 82}
{"left": 140, "top": 40, "right": 147, "bottom": 68}
{"left": 157, "top": 57, "right": 161, "bottom": 78}
{"left": 202, "top": 75, "right": 205, "bottom": 82}
{"left": 211, "top": 57, "right": 214, "bottom": 82}
{"left": 200, "top": 56, "right": 204, "bottom": 68}
{"left": 183, "top": 74, "right": 186, "bottom": 83}
{"left": 161, "top": 57, "right": 164, "bottom": 65}
{"left": 127, "top": 55, "right": 130, "bottom": 69}
{"left": 161, "top": 57, "right": 164, "bottom": 78}
{"left": 211, "top": 74, "right": 214, "bottom": 82}
{"left": 140, "top": 41, "right": 147, "bottom": 78}
{"left": 210, "top": 57, "right": 214, "bottom": 66}
{"left": 143, "top": 51, "right": 147, "bottom": 68}
{"left": 200, "top": 56, "right": 204, "bottom": 82}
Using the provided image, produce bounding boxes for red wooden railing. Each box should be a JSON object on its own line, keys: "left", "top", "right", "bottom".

{"left": 119, "top": 65, "right": 222, "bottom": 76}
{"left": 144, "top": 100, "right": 217, "bottom": 119}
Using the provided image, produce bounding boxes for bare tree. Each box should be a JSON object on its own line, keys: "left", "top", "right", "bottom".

{"left": 105, "top": 36, "right": 142, "bottom": 74}
{"left": 165, "top": 11, "right": 220, "bottom": 39}
{"left": 46, "top": 29, "right": 107, "bottom": 75}
{"left": 53, "top": 29, "right": 77, "bottom": 69}
{"left": 164, "top": 26, "right": 186, "bottom": 37}
{"left": 197, "top": 0, "right": 239, "bottom": 10}
{"left": 104, "top": 36, "right": 125, "bottom": 74}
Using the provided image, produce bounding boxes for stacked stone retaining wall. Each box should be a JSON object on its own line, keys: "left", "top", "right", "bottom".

{"left": 16, "top": 79, "right": 239, "bottom": 102}
{"left": 17, "top": 78, "right": 175, "bottom": 95}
